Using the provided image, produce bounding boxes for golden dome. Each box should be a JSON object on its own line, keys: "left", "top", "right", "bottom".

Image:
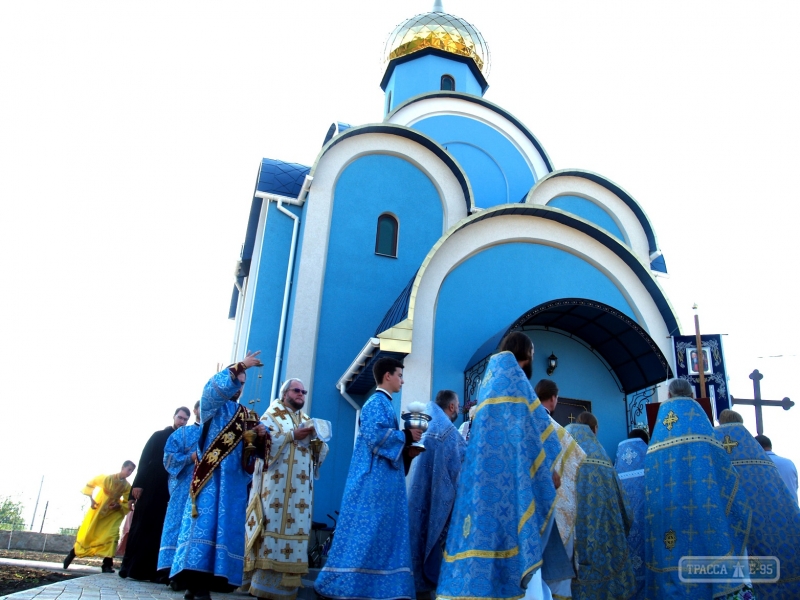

{"left": 384, "top": 7, "right": 491, "bottom": 77}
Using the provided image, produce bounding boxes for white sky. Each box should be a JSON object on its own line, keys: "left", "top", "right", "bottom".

{"left": 1, "top": 1, "right": 798, "bottom": 531}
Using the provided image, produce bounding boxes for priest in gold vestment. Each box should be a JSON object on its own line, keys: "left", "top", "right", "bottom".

{"left": 244, "top": 378, "right": 330, "bottom": 600}
{"left": 64, "top": 461, "right": 136, "bottom": 573}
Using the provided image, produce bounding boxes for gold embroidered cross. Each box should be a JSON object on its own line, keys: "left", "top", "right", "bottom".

{"left": 269, "top": 499, "right": 283, "bottom": 513}
{"left": 702, "top": 474, "right": 715, "bottom": 490}
{"left": 295, "top": 499, "right": 310, "bottom": 514}
{"left": 664, "top": 478, "right": 676, "bottom": 493}
{"left": 280, "top": 544, "right": 293, "bottom": 558}
{"left": 286, "top": 514, "right": 296, "bottom": 526}
{"left": 263, "top": 547, "right": 272, "bottom": 557}
{"left": 703, "top": 497, "right": 717, "bottom": 512}
{"left": 662, "top": 410, "right": 679, "bottom": 431}
{"left": 664, "top": 529, "right": 676, "bottom": 551}
{"left": 271, "top": 470, "right": 285, "bottom": 483}
{"left": 297, "top": 446, "right": 309, "bottom": 457}
{"left": 273, "top": 407, "right": 290, "bottom": 419}
{"left": 645, "top": 509, "right": 655, "bottom": 523}
{"left": 248, "top": 515, "right": 256, "bottom": 528}
{"left": 297, "top": 470, "right": 310, "bottom": 484}
{"left": 722, "top": 435, "right": 739, "bottom": 454}
{"left": 685, "top": 474, "right": 696, "bottom": 493}
{"left": 664, "top": 455, "right": 676, "bottom": 469}
{"left": 682, "top": 450, "right": 696, "bottom": 469}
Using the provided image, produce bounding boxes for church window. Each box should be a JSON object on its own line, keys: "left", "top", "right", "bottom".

{"left": 386, "top": 91, "right": 393, "bottom": 113}
{"left": 375, "top": 214, "right": 399, "bottom": 258}
{"left": 441, "top": 75, "right": 455, "bottom": 91}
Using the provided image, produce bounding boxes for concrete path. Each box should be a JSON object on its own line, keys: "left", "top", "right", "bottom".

{"left": 0, "top": 558, "right": 100, "bottom": 575}
{"left": 0, "top": 560, "right": 321, "bottom": 600}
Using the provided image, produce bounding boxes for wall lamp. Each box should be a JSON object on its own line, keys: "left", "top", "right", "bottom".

{"left": 546, "top": 352, "right": 558, "bottom": 375}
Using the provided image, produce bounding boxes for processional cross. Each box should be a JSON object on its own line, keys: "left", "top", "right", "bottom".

{"left": 731, "top": 369, "right": 794, "bottom": 435}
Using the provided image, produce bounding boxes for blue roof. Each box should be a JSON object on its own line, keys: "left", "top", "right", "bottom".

{"left": 322, "top": 122, "right": 353, "bottom": 147}
{"left": 375, "top": 273, "right": 416, "bottom": 335}
{"left": 650, "top": 254, "right": 667, "bottom": 274}
{"left": 257, "top": 158, "right": 310, "bottom": 198}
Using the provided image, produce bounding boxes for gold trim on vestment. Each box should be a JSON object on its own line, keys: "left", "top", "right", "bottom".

{"left": 244, "top": 556, "right": 308, "bottom": 574}
{"left": 518, "top": 499, "right": 536, "bottom": 534}
{"left": 473, "top": 396, "right": 530, "bottom": 417}
{"left": 540, "top": 422, "right": 555, "bottom": 445}
{"left": 647, "top": 434, "right": 723, "bottom": 454}
{"left": 443, "top": 546, "right": 519, "bottom": 562}
{"left": 529, "top": 449, "right": 546, "bottom": 478}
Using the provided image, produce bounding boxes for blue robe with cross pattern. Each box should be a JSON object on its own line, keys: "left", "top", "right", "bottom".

{"left": 645, "top": 397, "right": 754, "bottom": 599}
{"left": 314, "top": 390, "right": 416, "bottom": 600}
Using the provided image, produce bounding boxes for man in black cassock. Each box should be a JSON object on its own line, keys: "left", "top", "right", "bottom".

{"left": 119, "top": 407, "right": 190, "bottom": 581}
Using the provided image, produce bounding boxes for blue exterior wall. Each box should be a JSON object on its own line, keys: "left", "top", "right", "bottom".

{"left": 239, "top": 201, "right": 303, "bottom": 413}
{"left": 411, "top": 116, "right": 535, "bottom": 207}
{"left": 384, "top": 54, "right": 483, "bottom": 115}
{"left": 524, "top": 330, "right": 626, "bottom": 455}
{"left": 547, "top": 195, "right": 626, "bottom": 243}
{"left": 307, "top": 154, "right": 444, "bottom": 519}
{"left": 432, "top": 242, "right": 634, "bottom": 455}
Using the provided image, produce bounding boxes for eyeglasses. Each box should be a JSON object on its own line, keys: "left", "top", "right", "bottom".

{"left": 291, "top": 388, "right": 308, "bottom": 395}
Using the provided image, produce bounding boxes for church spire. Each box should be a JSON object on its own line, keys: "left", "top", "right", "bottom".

{"left": 433, "top": 0, "right": 444, "bottom": 12}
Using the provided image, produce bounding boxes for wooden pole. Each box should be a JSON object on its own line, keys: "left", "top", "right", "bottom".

{"left": 694, "top": 312, "right": 706, "bottom": 399}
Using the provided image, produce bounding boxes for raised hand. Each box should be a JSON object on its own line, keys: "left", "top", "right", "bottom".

{"left": 243, "top": 350, "right": 263, "bottom": 369}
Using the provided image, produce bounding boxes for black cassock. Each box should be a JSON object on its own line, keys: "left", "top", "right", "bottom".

{"left": 120, "top": 425, "right": 174, "bottom": 581}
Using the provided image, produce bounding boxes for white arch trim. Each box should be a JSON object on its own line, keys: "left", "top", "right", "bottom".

{"left": 527, "top": 175, "right": 651, "bottom": 264}
{"left": 400, "top": 213, "right": 674, "bottom": 410}
{"left": 284, "top": 131, "right": 470, "bottom": 398}
{"left": 387, "top": 96, "right": 551, "bottom": 183}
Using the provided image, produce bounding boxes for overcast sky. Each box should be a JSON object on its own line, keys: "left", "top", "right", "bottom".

{"left": 1, "top": 1, "right": 798, "bottom": 530}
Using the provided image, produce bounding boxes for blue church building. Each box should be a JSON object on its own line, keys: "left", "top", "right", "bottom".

{"left": 228, "top": 3, "right": 679, "bottom": 520}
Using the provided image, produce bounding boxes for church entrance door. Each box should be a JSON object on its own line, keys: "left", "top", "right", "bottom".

{"left": 552, "top": 397, "right": 591, "bottom": 428}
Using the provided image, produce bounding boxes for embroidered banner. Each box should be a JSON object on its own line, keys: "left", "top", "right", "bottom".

{"left": 672, "top": 334, "right": 730, "bottom": 418}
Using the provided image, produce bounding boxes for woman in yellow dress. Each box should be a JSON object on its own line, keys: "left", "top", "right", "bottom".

{"left": 64, "top": 461, "right": 136, "bottom": 573}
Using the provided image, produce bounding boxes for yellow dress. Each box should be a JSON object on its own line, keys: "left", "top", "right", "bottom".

{"left": 74, "top": 474, "right": 131, "bottom": 558}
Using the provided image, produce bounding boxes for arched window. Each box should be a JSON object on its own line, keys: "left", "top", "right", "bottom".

{"left": 386, "top": 91, "right": 393, "bottom": 114}
{"left": 441, "top": 75, "right": 455, "bottom": 91}
{"left": 375, "top": 214, "right": 398, "bottom": 258}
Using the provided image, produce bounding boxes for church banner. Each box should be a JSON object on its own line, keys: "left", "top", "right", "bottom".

{"left": 672, "top": 334, "right": 730, "bottom": 418}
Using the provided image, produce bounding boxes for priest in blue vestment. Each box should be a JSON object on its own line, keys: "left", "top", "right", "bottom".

{"left": 437, "top": 333, "right": 558, "bottom": 600}
{"left": 614, "top": 428, "right": 649, "bottom": 600}
{"left": 407, "top": 390, "right": 467, "bottom": 595}
{"left": 566, "top": 414, "right": 635, "bottom": 600}
{"left": 645, "top": 379, "right": 755, "bottom": 599}
{"left": 157, "top": 401, "right": 202, "bottom": 581}
{"left": 314, "top": 357, "right": 422, "bottom": 600}
{"left": 170, "top": 353, "right": 268, "bottom": 600}
{"left": 714, "top": 409, "right": 800, "bottom": 600}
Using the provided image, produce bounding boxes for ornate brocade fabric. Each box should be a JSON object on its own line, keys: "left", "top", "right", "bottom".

{"left": 713, "top": 423, "right": 800, "bottom": 599}
{"left": 436, "top": 352, "right": 558, "bottom": 600}
{"left": 244, "top": 399, "right": 328, "bottom": 581}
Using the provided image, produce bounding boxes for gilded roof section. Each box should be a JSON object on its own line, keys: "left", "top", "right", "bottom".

{"left": 384, "top": 11, "right": 491, "bottom": 76}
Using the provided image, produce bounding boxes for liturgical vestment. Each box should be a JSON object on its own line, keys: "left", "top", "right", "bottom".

{"left": 406, "top": 400, "right": 467, "bottom": 594}
{"left": 170, "top": 369, "right": 254, "bottom": 588}
{"left": 244, "top": 399, "right": 329, "bottom": 600}
{"left": 714, "top": 422, "right": 800, "bottom": 600}
{"left": 314, "top": 390, "right": 415, "bottom": 600}
{"left": 645, "top": 397, "right": 754, "bottom": 599}
{"left": 566, "top": 423, "right": 635, "bottom": 600}
{"left": 157, "top": 423, "right": 202, "bottom": 575}
{"left": 74, "top": 474, "right": 131, "bottom": 558}
{"left": 436, "top": 351, "right": 558, "bottom": 600}
{"left": 614, "top": 437, "right": 647, "bottom": 600}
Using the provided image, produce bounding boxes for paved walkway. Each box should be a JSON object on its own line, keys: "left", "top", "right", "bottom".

{"left": 0, "top": 560, "right": 320, "bottom": 600}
